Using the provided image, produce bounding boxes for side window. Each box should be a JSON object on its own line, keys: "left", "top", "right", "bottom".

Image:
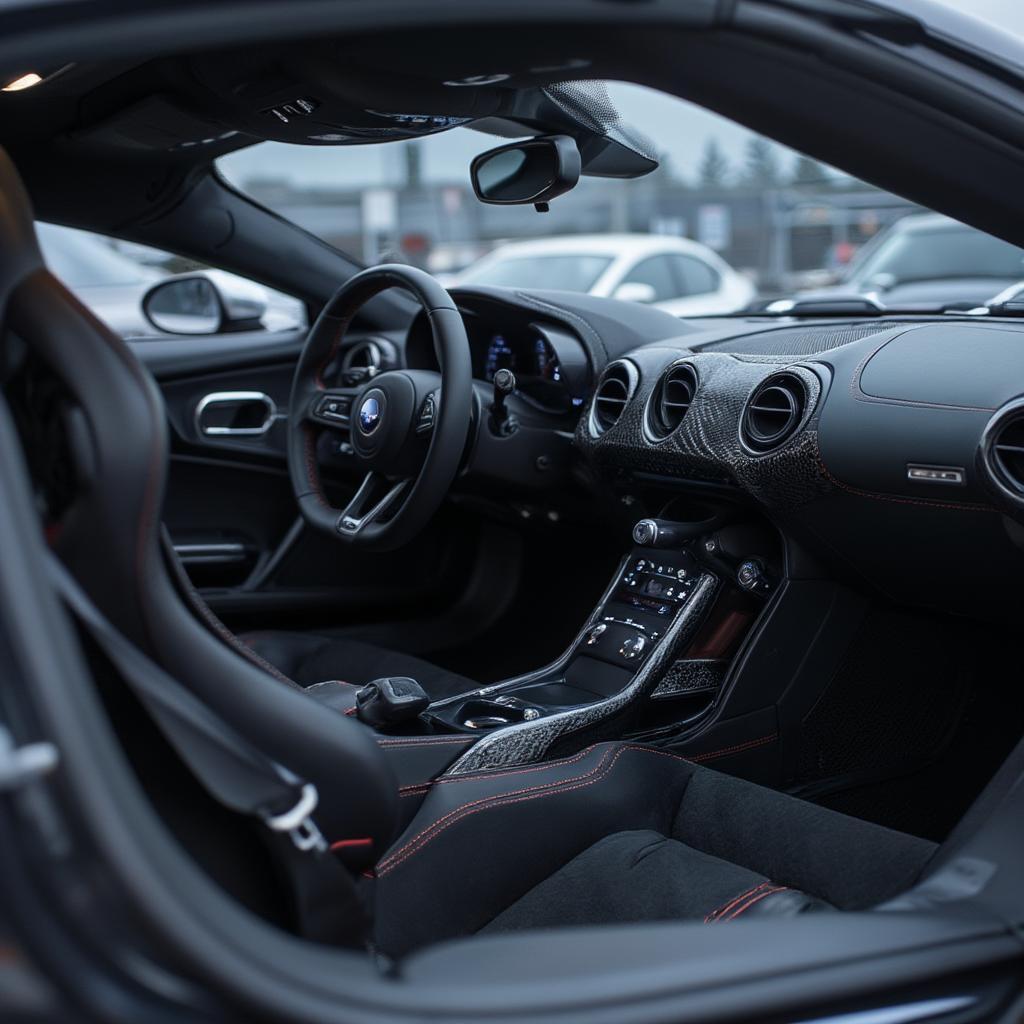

{"left": 671, "top": 254, "right": 720, "bottom": 297}
{"left": 34, "top": 222, "right": 306, "bottom": 339}
{"left": 620, "top": 256, "right": 680, "bottom": 301}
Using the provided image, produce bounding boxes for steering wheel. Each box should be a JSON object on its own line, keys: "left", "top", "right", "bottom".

{"left": 287, "top": 264, "right": 473, "bottom": 551}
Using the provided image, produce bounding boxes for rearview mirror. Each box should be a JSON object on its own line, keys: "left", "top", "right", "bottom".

{"left": 612, "top": 281, "right": 658, "bottom": 304}
{"left": 470, "top": 135, "right": 581, "bottom": 210}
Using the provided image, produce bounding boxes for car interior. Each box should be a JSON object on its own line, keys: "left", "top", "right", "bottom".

{"left": 1, "top": 3, "right": 1024, "bottom": 1022}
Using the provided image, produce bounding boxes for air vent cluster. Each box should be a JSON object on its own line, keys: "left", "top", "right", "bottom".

{"left": 648, "top": 363, "right": 698, "bottom": 440}
{"left": 984, "top": 409, "right": 1024, "bottom": 500}
{"left": 591, "top": 361, "right": 636, "bottom": 435}
{"left": 741, "top": 372, "right": 808, "bottom": 453}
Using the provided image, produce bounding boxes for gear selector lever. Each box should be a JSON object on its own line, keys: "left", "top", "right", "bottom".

{"left": 355, "top": 677, "right": 431, "bottom": 728}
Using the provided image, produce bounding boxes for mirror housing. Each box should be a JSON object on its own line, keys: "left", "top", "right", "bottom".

{"left": 142, "top": 273, "right": 268, "bottom": 335}
{"left": 613, "top": 281, "right": 658, "bottom": 304}
{"left": 470, "top": 135, "right": 581, "bottom": 210}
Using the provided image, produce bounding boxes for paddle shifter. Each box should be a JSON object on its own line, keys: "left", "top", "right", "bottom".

{"left": 489, "top": 367, "right": 517, "bottom": 436}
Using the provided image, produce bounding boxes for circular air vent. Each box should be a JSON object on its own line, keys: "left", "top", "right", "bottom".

{"left": 590, "top": 360, "right": 638, "bottom": 436}
{"left": 740, "top": 372, "right": 808, "bottom": 453}
{"left": 981, "top": 401, "right": 1024, "bottom": 506}
{"left": 646, "top": 362, "right": 698, "bottom": 440}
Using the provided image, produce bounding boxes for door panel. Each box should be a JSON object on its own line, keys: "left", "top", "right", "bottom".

{"left": 139, "top": 332, "right": 479, "bottom": 633}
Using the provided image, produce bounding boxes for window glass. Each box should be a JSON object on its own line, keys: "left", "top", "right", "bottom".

{"left": 620, "top": 256, "right": 678, "bottom": 301}
{"left": 35, "top": 222, "right": 306, "bottom": 338}
{"left": 849, "top": 226, "right": 1024, "bottom": 286}
{"left": 217, "top": 80, "right": 1024, "bottom": 313}
{"left": 459, "top": 254, "right": 612, "bottom": 292}
{"left": 671, "top": 254, "right": 720, "bottom": 296}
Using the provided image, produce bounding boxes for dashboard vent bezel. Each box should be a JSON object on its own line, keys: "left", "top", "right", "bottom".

{"left": 980, "top": 399, "right": 1024, "bottom": 508}
{"left": 645, "top": 361, "right": 699, "bottom": 442}
{"left": 739, "top": 371, "right": 809, "bottom": 455}
{"left": 589, "top": 359, "right": 639, "bottom": 437}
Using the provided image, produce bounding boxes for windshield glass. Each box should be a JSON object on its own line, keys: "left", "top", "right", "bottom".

{"left": 218, "top": 81, "right": 1024, "bottom": 312}
{"left": 460, "top": 254, "right": 613, "bottom": 291}
{"left": 849, "top": 225, "right": 1024, "bottom": 286}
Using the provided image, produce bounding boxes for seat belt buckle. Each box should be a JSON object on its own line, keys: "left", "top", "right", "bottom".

{"left": 262, "top": 782, "right": 328, "bottom": 853}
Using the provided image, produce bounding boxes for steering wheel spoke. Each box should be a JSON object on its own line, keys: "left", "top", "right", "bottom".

{"left": 335, "top": 472, "right": 409, "bottom": 538}
{"left": 306, "top": 388, "right": 359, "bottom": 429}
{"left": 287, "top": 264, "right": 471, "bottom": 549}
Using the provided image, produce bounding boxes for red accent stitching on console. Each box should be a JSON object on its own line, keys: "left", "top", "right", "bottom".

{"left": 377, "top": 745, "right": 690, "bottom": 876}
{"left": 726, "top": 885, "right": 789, "bottom": 920}
{"left": 376, "top": 736, "right": 475, "bottom": 748}
{"left": 689, "top": 734, "right": 777, "bottom": 762}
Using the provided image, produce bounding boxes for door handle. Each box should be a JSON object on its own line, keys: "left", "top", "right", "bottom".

{"left": 195, "top": 391, "right": 276, "bottom": 437}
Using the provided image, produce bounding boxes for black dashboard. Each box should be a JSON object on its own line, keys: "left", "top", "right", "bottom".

{"left": 324, "top": 285, "right": 1024, "bottom": 620}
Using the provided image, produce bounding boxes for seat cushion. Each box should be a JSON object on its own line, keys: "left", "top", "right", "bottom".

{"left": 371, "top": 743, "right": 938, "bottom": 955}
{"left": 239, "top": 630, "right": 477, "bottom": 700}
{"left": 483, "top": 829, "right": 829, "bottom": 934}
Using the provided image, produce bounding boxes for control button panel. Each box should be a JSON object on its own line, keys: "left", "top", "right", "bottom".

{"left": 315, "top": 394, "right": 352, "bottom": 423}
{"left": 617, "top": 556, "right": 698, "bottom": 616}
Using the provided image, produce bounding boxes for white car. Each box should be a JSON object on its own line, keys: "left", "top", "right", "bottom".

{"left": 453, "top": 233, "right": 755, "bottom": 316}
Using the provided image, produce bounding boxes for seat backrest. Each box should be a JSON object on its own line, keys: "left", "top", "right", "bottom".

{"left": 0, "top": 148, "right": 397, "bottom": 855}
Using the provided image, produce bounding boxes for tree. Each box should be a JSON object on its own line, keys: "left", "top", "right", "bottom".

{"left": 743, "top": 136, "right": 781, "bottom": 187}
{"left": 403, "top": 140, "right": 423, "bottom": 189}
{"left": 697, "top": 138, "right": 730, "bottom": 188}
{"left": 792, "top": 154, "right": 829, "bottom": 186}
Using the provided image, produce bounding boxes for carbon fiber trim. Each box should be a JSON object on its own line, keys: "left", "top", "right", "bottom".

{"left": 576, "top": 349, "right": 833, "bottom": 510}
{"left": 445, "top": 573, "right": 719, "bottom": 775}
{"left": 651, "top": 657, "right": 727, "bottom": 698}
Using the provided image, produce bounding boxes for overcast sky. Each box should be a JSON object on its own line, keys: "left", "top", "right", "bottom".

{"left": 220, "top": 0, "right": 1024, "bottom": 193}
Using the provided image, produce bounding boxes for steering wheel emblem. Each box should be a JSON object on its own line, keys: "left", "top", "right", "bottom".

{"left": 358, "top": 395, "right": 382, "bottom": 434}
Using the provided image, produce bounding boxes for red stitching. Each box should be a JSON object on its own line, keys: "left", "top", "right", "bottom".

{"left": 816, "top": 456, "right": 992, "bottom": 513}
{"left": 399, "top": 785, "right": 432, "bottom": 798}
{"left": 377, "top": 745, "right": 689, "bottom": 876}
{"left": 376, "top": 736, "right": 474, "bottom": 748}
{"left": 703, "top": 882, "right": 771, "bottom": 924}
{"left": 690, "top": 734, "right": 776, "bottom": 762}
{"left": 725, "top": 885, "right": 789, "bottom": 920}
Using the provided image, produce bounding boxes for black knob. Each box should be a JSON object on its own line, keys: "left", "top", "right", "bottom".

{"left": 493, "top": 367, "right": 516, "bottom": 395}
{"left": 632, "top": 518, "right": 685, "bottom": 548}
{"left": 736, "top": 559, "right": 766, "bottom": 592}
{"left": 490, "top": 369, "right": 517, "bottom": 436}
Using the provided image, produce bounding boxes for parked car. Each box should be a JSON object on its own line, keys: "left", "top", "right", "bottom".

{"left": 454, "top": 233, "right": 755, "bottom": 316}
{"left": 798, "top": 212, "right": 1024, "bottom": 307}
{"left": 35, "top": 221, "right": 305, "bottom": 337}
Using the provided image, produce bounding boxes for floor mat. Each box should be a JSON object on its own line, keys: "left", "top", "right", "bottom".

{"left": 800, "top": 617, "right": 1022, "bottom": 842}
{"left": 795, "top": 608, "right": 972, "bottom": 785}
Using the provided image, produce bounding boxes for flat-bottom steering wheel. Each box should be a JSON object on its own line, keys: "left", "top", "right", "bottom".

{"left": 287, "top": 265, "right": 472, "bottom": 550}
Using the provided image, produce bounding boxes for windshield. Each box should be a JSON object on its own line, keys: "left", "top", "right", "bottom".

{"left": 217, "top": 81, "right": 1024, "bottom": 313}
{"left": 460, "top": 254, "right": 613, "bottom": 292}
{"left": 849, "top": 224, "right": 1024, "bottom": 286}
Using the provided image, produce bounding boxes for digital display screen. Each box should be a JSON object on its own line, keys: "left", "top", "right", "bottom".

{"left": 484, "top": 331, "right": 562, "bottom": 384}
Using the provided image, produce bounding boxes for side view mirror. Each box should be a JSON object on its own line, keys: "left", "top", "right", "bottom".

{"left": 143, "top": 276, "right": 224, "bottom": 335}
{"left": 142, "top": 273, "right": 268, "bottom": 335}
{"left": 470, "top": 135, "right": 581, "bottom": 211}
{"left": 612, "top": 281, "right": 658, "bottom": 304}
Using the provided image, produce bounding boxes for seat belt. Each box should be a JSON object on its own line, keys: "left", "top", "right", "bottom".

{"left": 44, "top": 552, "right": 370, "bottom": 948}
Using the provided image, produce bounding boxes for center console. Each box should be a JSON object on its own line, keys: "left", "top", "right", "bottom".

{"left": 414, "top": 518, "right": 759, "bottom": 773}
